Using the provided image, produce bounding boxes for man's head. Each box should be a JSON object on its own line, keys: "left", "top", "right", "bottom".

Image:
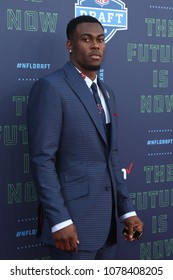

{"left": 66, "top": 15, "right": 106, "bottom": 80}
{"left": 66, "top": 15, "right": 104, "bottom": 40}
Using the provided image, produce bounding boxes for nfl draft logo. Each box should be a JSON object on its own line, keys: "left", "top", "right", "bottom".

{"left": 75, "top": 0, "right": 128, "bottom": 43}
{"left": 95, "top": 0, "right": 110, "bottom": 7}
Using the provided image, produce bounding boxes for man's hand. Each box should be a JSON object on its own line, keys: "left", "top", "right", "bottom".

{"left": 52, "top": 224, "right": 79, "bottom": 252}
{"left": 123, "top": 216, "right": 144, "bottom": 241}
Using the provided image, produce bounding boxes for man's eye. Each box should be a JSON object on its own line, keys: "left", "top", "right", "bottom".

{"left": 83, "top": 38, "right": 90, "bottom": 42}
{"left": 98, "top": 38, "right": 105, "bottom": 43}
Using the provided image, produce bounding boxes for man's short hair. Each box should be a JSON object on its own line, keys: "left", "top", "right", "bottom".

{"left": 66, "top": 15, "right": 104, "bottom": 40}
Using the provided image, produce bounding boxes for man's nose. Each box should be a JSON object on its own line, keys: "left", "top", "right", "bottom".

{"left": 91, "top": 40, "right": 99, "bottom": 48}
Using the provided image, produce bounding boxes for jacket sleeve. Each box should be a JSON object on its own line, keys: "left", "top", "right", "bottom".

{"left": 110, "top": 89, "right": 135, "bottom": 217}
{"left": 27, "top": 78, "right": 71, "bottom": 228}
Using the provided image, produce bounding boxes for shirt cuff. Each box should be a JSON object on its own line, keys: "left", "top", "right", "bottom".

{"left": 51, "top": 219, "right": 73, "bottom": 233}
{"left": 119, "top": 211, "right": 137, "bottom": 222}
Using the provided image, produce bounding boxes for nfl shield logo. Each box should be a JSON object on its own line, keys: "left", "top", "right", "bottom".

{"left": 95, "top": 0, "right": 109, "bottom": 7}
{"left": 75, "top": 0, "right": 128, "bottom": 43}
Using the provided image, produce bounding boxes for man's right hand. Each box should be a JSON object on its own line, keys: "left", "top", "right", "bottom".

{"left": 52, "top": 224, "right": 79, "bottom": 252}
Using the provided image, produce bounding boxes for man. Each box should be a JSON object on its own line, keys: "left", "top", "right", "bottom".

{"left": 27, "top": 15, "right": 144, "bottom": 260}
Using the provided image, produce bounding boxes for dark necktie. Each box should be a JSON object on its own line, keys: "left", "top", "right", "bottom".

{"left": 91, "top": 82, "right": 106, "bottom": 126}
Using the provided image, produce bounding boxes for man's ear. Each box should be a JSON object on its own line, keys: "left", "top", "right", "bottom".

{"left": 66, "top": 40, "right": 73, "bottom": 53}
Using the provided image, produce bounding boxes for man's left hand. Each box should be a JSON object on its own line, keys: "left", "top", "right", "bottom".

{"left": 123, "top": 216, "right": 144, "bottom": 241}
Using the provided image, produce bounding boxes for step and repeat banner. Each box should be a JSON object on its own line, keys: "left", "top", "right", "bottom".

{"left": 0, "top": 0, "right": 172, "bottom": 260}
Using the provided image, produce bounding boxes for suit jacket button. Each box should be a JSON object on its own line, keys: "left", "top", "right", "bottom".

{"left": 106, "top": 185, "right": 111, "bottom": 191}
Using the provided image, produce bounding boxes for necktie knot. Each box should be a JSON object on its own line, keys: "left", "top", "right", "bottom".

{"left": 91, "top": 82, "right": 98, "bottom": 93}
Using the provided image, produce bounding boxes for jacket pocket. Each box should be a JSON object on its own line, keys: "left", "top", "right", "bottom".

{"left": 62, "top": 162, "right": 88, "bottom": 201}
{"left": 63, "top": 162, "right": 87, "bottom": 183}
{"left": 62, "top": 181, "right": 89, "bottom": 202}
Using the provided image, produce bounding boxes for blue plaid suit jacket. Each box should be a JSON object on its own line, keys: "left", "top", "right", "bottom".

{"left": 27, "top": 61, "right": 134, "bottom": 250}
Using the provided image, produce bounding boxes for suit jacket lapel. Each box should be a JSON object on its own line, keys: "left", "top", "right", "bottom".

{"left": 63, "top": 62, "right": 108, "bottom": 146}
{"left": 98, "top": 79, "right": 116, "bottom": 150}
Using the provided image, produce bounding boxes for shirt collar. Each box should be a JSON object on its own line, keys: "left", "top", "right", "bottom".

{"left": 75, "top": 67, "right": 97, "bottom": 89}
{"left": 85, "top": 75, "right": 98, "bottom": 89}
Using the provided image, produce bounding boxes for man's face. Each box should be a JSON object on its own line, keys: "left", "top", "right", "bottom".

{"left": 68, "top": 22, "right": 106, "bottom": 76}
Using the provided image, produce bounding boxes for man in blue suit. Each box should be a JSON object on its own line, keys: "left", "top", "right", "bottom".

{"left": 27, "top": 15, "right": 144, "bottom": 260}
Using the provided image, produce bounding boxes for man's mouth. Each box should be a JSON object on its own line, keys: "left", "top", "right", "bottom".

{"left": 90, "top": 52, "right": 102, "bottom": 60}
